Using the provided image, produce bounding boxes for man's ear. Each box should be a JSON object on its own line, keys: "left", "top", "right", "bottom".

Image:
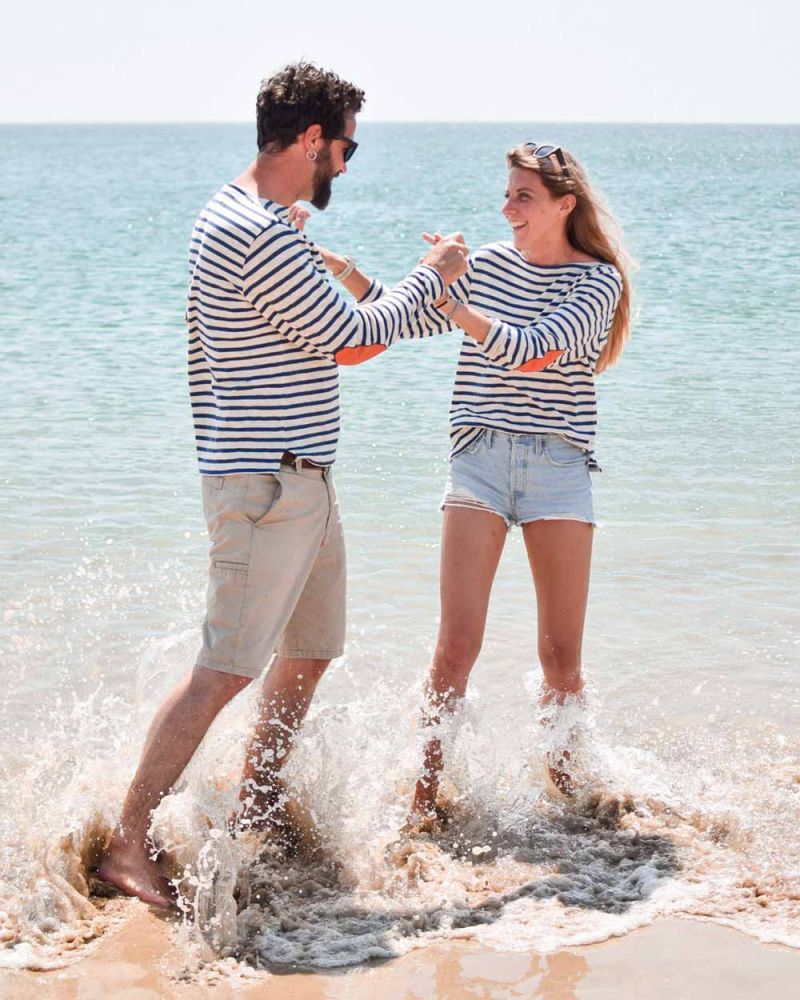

{"left": 301, "top": 123, "right": 324, "bottom": 154}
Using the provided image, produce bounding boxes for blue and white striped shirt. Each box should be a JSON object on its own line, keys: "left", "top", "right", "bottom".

{"left": 362, "top": 241, "right": 622, "bottom": 463}
{"left": 186, "top": 184, "right": 445, "bottom": 475}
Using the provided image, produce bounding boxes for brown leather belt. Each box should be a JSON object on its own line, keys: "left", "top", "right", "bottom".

{"left": 280, "top": 450, "right": 325, "bottom": 472}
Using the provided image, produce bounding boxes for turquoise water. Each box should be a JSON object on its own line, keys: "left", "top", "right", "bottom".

{"left": 1, "top": 124, "right": 798, "bottom": 971}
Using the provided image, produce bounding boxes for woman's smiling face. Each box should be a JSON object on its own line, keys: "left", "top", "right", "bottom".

{"left": 502, "top": 167, "right": 572, "bottom": 250}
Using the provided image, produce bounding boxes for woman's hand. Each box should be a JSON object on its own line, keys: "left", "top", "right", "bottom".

{"left": 419, "top": 231, "right": 468, "bottom": 287}
{"left": 422, "top": 232, "right": 467, "bottom": 299}
{"left": 419, "top": 233, "right": 466, "bottom": 300}
{"left": 287, "top": 204, "right": 349, "bottom": 276}
{"left": 425, "top": 235, "right": 449, "bottom": 307}
{"left": 287, "top": 202, "right": 311, "bottom": 231}
{"left": 317, "top": 246, "right": 349, "bottom": 275}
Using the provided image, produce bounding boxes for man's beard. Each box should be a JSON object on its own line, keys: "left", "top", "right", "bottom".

{"left": 310, "top": 146, "right": 335, "bottom": 210}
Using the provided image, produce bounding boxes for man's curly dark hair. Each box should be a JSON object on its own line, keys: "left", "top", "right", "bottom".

{"left": 256, "top": 62, "right": 365, "bottom": 153}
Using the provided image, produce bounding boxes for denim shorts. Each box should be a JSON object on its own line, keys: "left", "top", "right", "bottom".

{"left": 442, "top": 429, "right": 595, "bottom": 528}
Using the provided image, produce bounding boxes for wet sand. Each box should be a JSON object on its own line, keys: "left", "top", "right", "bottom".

{"left": 2, "top": 911, "right": 798, "bottom": 1000}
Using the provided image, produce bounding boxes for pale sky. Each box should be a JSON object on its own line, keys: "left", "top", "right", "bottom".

{"left": 2, "top": 0, "right": 798, "bottom": 124}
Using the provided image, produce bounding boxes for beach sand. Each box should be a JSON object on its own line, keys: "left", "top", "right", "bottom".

{"left": 2, "top": 911, "right": 797, "bottom": 1000}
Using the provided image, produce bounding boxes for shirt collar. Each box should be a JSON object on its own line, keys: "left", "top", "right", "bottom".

{"left": 261, "top": 197, "right": 291, "bottom": 221}
{"left": 229, "top": 184, "right": 291, "bottom": 222}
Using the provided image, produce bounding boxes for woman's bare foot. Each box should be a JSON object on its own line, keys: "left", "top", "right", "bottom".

{"left": 411, "top": 767, "right": 441, "bottom": 819}
{"left": 97, "top": 840, "right": 175, "bottom": 909}
{"left": 402, "top": 803, "right": 451, "bottom": 837}
{"left": 405, "top": 775, "right": 456, "bottom": 840}
{"left": 544, "top": 749, "right": 578, "bottom": 799}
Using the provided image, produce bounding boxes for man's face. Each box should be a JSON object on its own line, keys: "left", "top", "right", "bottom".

{"left": 310, "top": 116, "right": 357, "bottom": 211}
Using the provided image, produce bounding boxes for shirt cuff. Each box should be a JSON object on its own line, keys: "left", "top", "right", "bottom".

{"left": 357, "top": 278, "right": 386, "bottom": 304}
{"left": 413, "top": 264, "right": 446, "bottom": 301}
{"left": 480, "top": 319, "right": 508, "bottom": 362}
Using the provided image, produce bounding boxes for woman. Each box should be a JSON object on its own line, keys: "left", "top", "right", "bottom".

{"left": 304, "top": 142, "right": 632, "bottom": 814}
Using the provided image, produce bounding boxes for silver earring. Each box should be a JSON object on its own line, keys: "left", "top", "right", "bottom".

{"left": 306, "top": 150, "right": 318, "bottom": 162}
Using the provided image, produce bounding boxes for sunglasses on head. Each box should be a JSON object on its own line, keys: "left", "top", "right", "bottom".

{"left": 524, "top": 142, "right": 570, "bottom": 179}
{"left": 328, "top": 133, "right": 359, "bottom": 163}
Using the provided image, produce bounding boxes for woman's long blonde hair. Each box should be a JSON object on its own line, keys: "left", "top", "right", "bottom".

{"left": 506, "top": 144, "right": 634, "bottom": 373}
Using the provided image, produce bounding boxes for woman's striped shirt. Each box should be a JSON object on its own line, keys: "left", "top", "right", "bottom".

{"left": 186, "top": 184, "right": 445, "bottom": 475}
{"left": 361, "top": 241, "right": 622, "bottom": 465}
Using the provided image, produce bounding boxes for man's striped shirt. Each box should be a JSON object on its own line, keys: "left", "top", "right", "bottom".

{"left": 361, "top": 241, "right": 622, "bottom": 464}
{"left": 186, "top": 184, "right": 445, "bottom": 475}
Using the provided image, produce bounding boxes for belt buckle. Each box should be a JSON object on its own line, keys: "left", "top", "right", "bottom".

{"left": 282, "top": 451, "right": 306, "bottom": 473}
{"left": 282, "top": 451, "right": 324, "bottom": 475}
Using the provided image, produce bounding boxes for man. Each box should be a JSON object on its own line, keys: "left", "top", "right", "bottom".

{"left": 98, "top": 62, "right": 467, "bottom": 907}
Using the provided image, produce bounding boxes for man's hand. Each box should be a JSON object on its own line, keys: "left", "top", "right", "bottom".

{"left": 420, "top": 232, "right": 469, "bottom": 286}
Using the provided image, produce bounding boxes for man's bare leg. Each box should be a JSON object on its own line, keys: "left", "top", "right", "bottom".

{"left": 237, "top": 656, "right": 330, "bottom": 833}
{"left": 99, "top": 666, "right": 252, "bottom": 907}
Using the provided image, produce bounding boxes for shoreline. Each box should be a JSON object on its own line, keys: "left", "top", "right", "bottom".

{"left": 3, "top": 911, "right": 799, "bottom": 1000}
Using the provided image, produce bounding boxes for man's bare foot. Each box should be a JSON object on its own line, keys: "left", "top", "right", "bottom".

{"left": 97, "top": 843, "right": 175, "bottom": 909}
{"left": 234, "top": 777, "right": 321, "bottom": 858}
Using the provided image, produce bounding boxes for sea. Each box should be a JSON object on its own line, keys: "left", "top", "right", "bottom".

{"left": 0, "top": 122, "right": 798, "bottom": 976}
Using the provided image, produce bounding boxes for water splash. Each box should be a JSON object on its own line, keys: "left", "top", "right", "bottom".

{"left": 1, "top": 570, "right": 798, "bottom": 976}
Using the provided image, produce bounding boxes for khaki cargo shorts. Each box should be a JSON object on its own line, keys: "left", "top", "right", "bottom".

{"left": 194, "top": 466, "right": 346, "bottom": 679}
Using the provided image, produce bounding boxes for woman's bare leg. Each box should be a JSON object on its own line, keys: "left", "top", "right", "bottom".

{"left": 411, "top": 506, "right": 507, "bottom": 817}
{"left": 522, "top": 519, "right": 593, "bottom": 792}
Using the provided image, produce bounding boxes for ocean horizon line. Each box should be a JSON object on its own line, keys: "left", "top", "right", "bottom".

{"left": 1, "top": 118, "right": 798, "bottom": 128}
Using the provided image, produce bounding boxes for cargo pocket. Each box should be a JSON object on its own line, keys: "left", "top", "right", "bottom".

{"left": 204, "top": 559, "right": 249, "bottom": 649}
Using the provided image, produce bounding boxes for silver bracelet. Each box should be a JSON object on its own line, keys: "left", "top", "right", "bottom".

{"left": 335, "top": 256, "right": 357, "bottom": 282}
{"left": 441, "top": 297, "right": 460, "bottom": 319}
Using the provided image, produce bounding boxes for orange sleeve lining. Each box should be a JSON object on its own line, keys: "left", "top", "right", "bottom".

{"left": 334, "top": 344, "right": 388, "bottom": 366}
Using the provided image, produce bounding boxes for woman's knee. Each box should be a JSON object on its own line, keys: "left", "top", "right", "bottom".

{"left": 431, "top": 634, "right": 482, "bottom": 690}
{"left": 538, "top": 642, "right": 582, "bottom": 686}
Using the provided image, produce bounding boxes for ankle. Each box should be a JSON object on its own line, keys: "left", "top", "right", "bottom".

{"left": 412, "top": 780, "right": 438, "bottom": 815}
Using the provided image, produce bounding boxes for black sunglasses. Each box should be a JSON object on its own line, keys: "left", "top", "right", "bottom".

{"left": 524, "top": 142, "right": 570, "bottom": 179}
{"left": 328, "top": 134, "right": 359, "bottom": 163}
